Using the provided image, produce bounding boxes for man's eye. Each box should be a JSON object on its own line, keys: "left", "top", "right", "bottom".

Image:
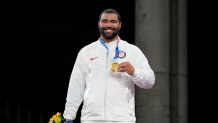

{"left": 111, "top": 21, "right": 118, "bottom": 23}
{"left": 101, "top": 20, "right": 107, "bottom": 23}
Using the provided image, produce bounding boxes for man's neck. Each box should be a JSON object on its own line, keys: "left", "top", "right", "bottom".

{"left": 101, "top": 35, "right": 118, "bottom": 43}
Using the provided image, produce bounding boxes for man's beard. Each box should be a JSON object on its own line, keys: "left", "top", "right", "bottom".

{"left": 99, "top": 27, "right": 120, "bottom": 40}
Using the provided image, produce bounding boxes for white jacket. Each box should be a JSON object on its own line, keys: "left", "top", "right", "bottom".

{"left": 63, "top": 38, "right": 155, "bottom": 122}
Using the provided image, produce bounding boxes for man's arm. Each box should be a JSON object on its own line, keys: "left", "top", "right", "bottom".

{"left": 123, "top": 47, "right": 155, "bottom": 89}
{"left": 63, "top": 49, "right": 87, "bottom": 120}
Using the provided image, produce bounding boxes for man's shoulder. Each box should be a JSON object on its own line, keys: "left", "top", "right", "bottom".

{"left": 120, "top": 40, "right": 139, "bottom": 50}
{"left": 79, "top": 40, "right": 99, "bottom": 53}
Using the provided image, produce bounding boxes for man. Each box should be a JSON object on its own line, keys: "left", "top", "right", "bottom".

{"left": 63, "top": 8, "right": 155, "bottom": 123}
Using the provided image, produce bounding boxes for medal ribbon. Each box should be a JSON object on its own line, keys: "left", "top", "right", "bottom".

{"left": 100, "top": 36, "right": 120, "bottom": 59}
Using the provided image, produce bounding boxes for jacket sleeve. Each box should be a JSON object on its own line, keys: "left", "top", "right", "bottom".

{"left": 63, "top": 49, "right": 87, "bottom": 120}
{"left": 130, "top": 46, "right": 155, "bottom": 89}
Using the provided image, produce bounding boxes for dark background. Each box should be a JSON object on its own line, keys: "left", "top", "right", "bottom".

{"left": 187, "top": 0, "right": 217, "bottom": 123}
{"left": 1, "top": 0, "right": 217, "bottom": 123}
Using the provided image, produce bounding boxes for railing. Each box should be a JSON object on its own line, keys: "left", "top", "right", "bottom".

{"left": 2, "top": 99, "right": 45, "bottom": 123}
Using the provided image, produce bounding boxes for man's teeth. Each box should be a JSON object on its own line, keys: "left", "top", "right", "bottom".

{"left": 105, "top": 29, "right": 113, "bottom": 33}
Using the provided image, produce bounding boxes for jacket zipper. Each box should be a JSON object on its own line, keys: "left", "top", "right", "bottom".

{"left": 104, "top": 51, "right": 108, "bottom": 120}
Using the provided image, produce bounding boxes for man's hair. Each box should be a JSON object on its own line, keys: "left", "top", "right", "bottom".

{"left": 99, "top": 8, "right": 121, "bottom": 22}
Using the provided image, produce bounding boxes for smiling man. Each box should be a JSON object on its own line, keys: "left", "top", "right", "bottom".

{"left": 63, "top": 8, "right": 155, "bottom": 123}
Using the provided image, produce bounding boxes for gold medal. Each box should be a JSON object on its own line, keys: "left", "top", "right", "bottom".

{"left": 111, "top": 61, "right": 119, "bottom": 72}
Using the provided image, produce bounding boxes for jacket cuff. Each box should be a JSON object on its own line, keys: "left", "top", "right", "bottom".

{"left": 63, "top": 113, "right": 75, "bottom": 121}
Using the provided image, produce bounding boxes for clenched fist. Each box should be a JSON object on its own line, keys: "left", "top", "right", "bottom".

{"left": 117, "top": 62, "right": 135, "bottom": 75}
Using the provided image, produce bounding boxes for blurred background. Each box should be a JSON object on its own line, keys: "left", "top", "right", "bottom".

{"left": 1, "top": 0, "right": 217, "bottom": 123}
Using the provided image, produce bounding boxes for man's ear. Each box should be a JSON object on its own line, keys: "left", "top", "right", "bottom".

{"left": 119, "top": 22, "right": 122, "bottom": 29}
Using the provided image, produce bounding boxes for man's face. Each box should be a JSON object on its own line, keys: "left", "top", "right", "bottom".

{"left": 98, "top": 13, "right": 121, "bottom": 40}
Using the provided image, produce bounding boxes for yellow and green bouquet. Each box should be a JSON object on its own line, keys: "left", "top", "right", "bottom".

{"left": 48, "top": 112, "right": 65, "bottom": 123}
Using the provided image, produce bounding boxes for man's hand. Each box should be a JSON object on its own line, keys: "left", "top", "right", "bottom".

{"left": 65, "top": 120, "right": 73, "bottom": 123}
{"left": 118, "top": 62, "right": 135, "bottom": 75}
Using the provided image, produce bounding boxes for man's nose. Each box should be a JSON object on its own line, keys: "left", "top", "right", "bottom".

{"left": 105, "top": 22, "right": 113, "bottom": 27}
